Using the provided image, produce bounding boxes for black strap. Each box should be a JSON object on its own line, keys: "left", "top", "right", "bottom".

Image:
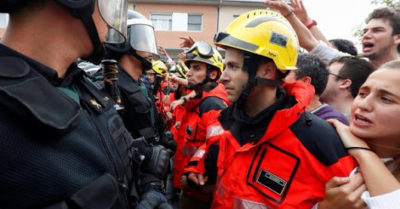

{"left": 43, "top": 173, "right": 120, "bottom": 209}
{"left": 254, "top": 77, "right": 282, "bottom": 87}
{"left": 78, "top": 12, "right": 104, "bottom": 64}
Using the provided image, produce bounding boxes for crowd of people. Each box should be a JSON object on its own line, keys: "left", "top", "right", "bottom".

{"left": 0, "top": 0, "right": 399, "bottom": 208}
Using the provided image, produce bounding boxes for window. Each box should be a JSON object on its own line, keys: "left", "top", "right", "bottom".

{"left": 0, "top": 13, "right": 9, "bottom": 28}
{"left": 188, "top": 14, "right": 202, "bottom": 31}
{"left": 150, "top": 12, "right": 202, "bottom": 32}
{"left": 151, "top": 13, "right": 172, "bottom": 31}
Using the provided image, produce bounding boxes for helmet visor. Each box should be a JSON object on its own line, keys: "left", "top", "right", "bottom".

{"left": 128, "top": 22, "right": 159, "bottom": 58}
{"left": 98, "top": 0, "right": 128, "bottom": 44}
{"left": 187, "top": 41, "right": 213, "bottom": 58}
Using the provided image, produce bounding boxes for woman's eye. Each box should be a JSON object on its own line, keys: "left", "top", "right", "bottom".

{"left": 358, "top": 91, "right": 368, "bottom": 97}
{"left": 381, "top": 96, "right": 393, "bottom": 103}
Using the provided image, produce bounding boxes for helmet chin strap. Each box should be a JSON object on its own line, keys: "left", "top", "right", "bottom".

{"left": 130, "top": 49, "right": 152, "bottom": 72}
{"left": 188, "top": 65, "right": 216, "bottom": 90}
{"left": 77, "top": 11, "right": 105, "bottom": 65}
{"left": 188, "top": 76, "right": 209, "bottom": 90}
{"left": 236, "top": 52, "right": 282, "bottom": 107}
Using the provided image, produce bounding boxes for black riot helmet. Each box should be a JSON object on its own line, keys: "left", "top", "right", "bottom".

{"left": 0, "top": 0, "right": 128, "bottom": 64}
{"left": 105, "top": 10, "right": 159, "bottom": 71}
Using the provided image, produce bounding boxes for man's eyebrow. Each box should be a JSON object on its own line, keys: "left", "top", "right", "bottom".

{"left": 225, "top": 60, "right": 239, "bottom": 65}
{"left": 364, "top": 26, "right": 386, "bottom": 31}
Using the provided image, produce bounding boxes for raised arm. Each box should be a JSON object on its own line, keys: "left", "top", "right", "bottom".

{"left": 265, "top": 0, "right": 348, "bottom": 64}
{"left": 290, "top": 0, "right": 330, "bottom": 46}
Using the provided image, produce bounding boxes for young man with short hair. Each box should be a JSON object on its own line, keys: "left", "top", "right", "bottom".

{"left": 185, "top": 9, "right": 357, "bottom": 208}
{"left": 285, "top": 54, "right": 349, "bottom": 124}
{"left": 176, "top": 41, "right": 229, "bottom": 208}
{"left": 321, "top": 56, "right": 374, "bottom": 116}
{"left": 362, "top": 7, "right": 400, "bottom": 68}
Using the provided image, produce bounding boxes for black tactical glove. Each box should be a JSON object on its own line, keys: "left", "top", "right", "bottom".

{"left": 131, "top": 137, "right": 170, "bottom": 178}
{"left": 160, "top": 131, "right": 176, "bottom": 152}
{"left": 143, "top": 145, "right": 170, "bottom": 178}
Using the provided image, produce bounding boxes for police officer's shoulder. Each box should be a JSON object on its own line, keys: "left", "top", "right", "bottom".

{"left": 0, "top": 56, "right": 30, "bottom": 78}
{"left": 290, "top": 112, "right": 347, "bottom": 166}
{"left": 199, "top": 96, "right": 227, "bottom": 115}
{"left": 0, "top": 56, "right": 80, "bottom": 133}
{"left": 117, "top": 69, "right": 141, "bottom": 94}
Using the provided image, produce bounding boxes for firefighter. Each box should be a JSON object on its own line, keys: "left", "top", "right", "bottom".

{"left": 175, "top": 41, "right": 229, "bottom": 208}
{"left": 185, "top": 9, "right": 357, "bottom": 208}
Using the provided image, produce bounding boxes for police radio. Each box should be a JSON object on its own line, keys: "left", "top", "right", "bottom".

{"left": 101, "top": 59, "right": 124, "bottom": 111}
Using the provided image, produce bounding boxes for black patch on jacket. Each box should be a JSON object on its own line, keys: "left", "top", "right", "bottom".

{"left": 290, "top": 112, "right": 348, "bottom": 166}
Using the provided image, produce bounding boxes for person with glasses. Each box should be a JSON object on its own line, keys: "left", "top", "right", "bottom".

{"left": 285, "top": 54, "right": 349, "bottom": 125}
{"left": 321, "top": 56, "right": 374, "bottom": 117}
{"left": 0, "top": 0, "right": 144, "bottom": 208}
{"left": 173, "top": 41, "right": 229, "bottom": 209}
{"left": 185, "top": 9, "right": 357, "bottom": 208}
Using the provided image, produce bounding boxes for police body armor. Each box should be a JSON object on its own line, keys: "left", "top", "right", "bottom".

{"left": 117, "top": 67, "right": 155, "bottom": 139}
{"left": 116, "top": 67, "right": 172, "bottom": 193}
{"left": 0, "top": 56, "right": 139, "bottom": 209}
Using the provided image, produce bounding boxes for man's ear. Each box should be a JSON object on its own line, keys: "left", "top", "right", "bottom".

{"left": 339, "top": 78, "right": 352, "bottom": 90}
{"left": 393, "top": 33, "right": 400, "bottom": 46}
{"left": 209, "top": 69, "right": 219, "bottom": 80}
{"left": 256, "top": 62, "right": 277, "bottom": 79}
{"left": 300, "top": 76, "right": 312, "bottom": 84}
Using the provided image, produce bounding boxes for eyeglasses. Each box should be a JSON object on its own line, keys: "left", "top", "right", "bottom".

{"left": 186, "top": 41, "right": 213, "bottom": 58}
{"left": 329, "top": 72, "right": 346, "bottom": 79}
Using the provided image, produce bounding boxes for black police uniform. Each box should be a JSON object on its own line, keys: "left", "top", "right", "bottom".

{"left": 0, "top": 44, "right": 138, "bottom": 209}
{"left": 117, "top": 66, "right": 170, "bottom": 188}
{"left": 117, "top": 67, "right": 156, "bottom": 140}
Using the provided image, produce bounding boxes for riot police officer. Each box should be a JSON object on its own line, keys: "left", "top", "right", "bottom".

{"left": 105, "top": 10, "right": 159, "bottom": 140}
{"left": 0, "top": 0, "right": 144, "bottom": 208}
{"left": 104, "top": 10, "right": 172, "bottom": 209}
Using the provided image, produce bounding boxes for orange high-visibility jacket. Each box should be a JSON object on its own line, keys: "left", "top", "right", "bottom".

{"left": 187, "top": 82, "right": 357, "bottom": 209}
{"left": 173, "top": 83, "right": 229, "bottom": 189}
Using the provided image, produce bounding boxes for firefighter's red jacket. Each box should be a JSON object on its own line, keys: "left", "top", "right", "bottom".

{"left": 173, "top": 82, "right": 229, "bottom": 188}
{"left": 186, "top": 82, "right": 357, "bottom": 208}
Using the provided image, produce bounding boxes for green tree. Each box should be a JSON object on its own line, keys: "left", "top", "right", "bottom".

{"left": 371, "top": 0, "right": 400, "bottom": 8}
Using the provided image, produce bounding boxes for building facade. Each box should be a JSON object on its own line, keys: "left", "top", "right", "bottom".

{"left": 133, "top": 0, "right": 265, "bottom": 58}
